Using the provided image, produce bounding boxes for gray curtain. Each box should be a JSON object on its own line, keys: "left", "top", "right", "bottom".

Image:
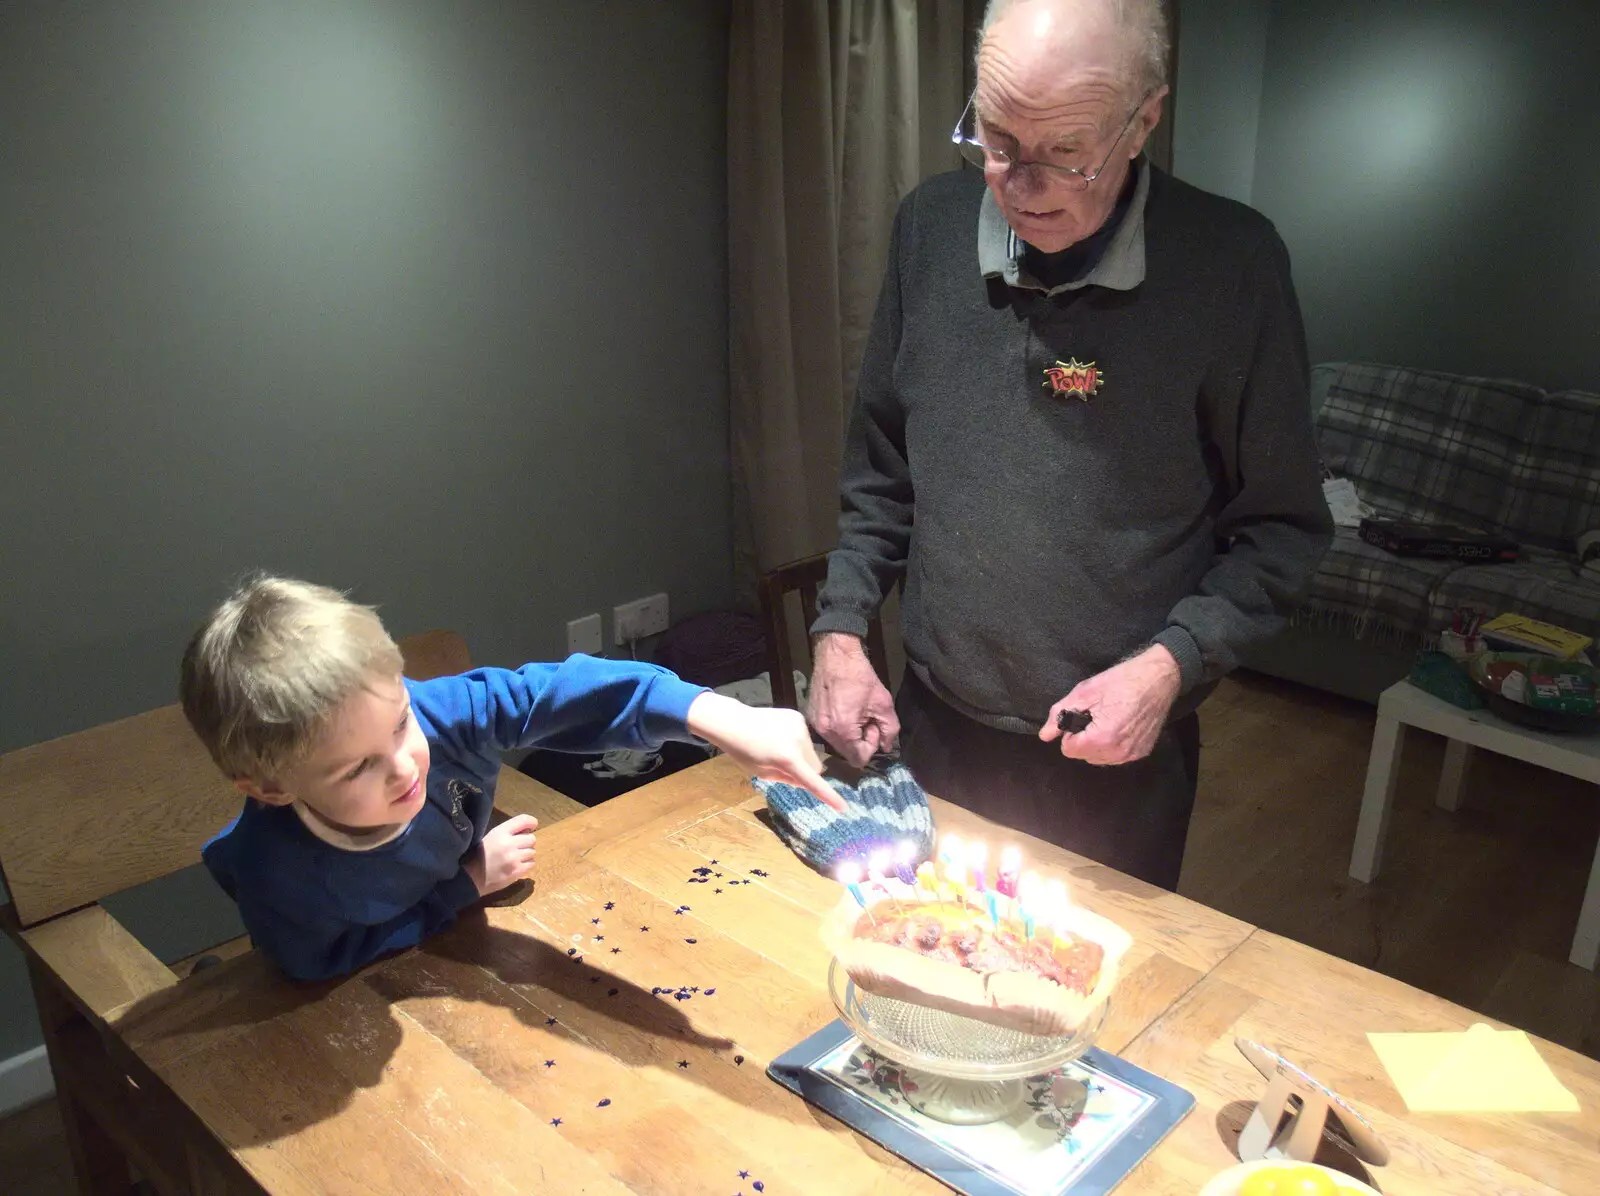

{"left": 727, "top": 0, "right": 970, "bottom": 593}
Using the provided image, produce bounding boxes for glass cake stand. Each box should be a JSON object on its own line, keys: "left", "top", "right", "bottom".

{"left": 828, "top": 957, "right": 1108, "bottom": 1125}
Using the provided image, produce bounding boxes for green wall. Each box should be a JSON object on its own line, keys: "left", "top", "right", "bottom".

{"left": 0, "top": 0, "right": 731, "bottom": 1064}
{"left": 1250, "top": 0, "right": 1600, "bottom": 389}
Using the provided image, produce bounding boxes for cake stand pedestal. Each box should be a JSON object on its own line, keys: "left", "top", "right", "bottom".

{"left": 828, "top": 958, "right": 1107, "bottom": 1125}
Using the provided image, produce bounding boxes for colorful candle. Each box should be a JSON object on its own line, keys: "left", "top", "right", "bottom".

{"left": 1017, "top": 871, "right": 1041, "bottom": 940}
{"left": 894, "top": 839, "right": 919, "bottom": 887}
{"left": 867, "top": 848, "right": 892, "bottom": 883}
{"left": 938, "top": 833, "right": 963, "bottom": 880}
{"left": 838, "top": 861, "right": 875, "bottom": 925}
{"left": 1044, "top": 879, "right": 1070, "bottom": 947}
{"left": 966, "top": 840, "right": 989, "bottom": 893}
{"left": 997, "top": 845, "right": 1023, "bottom": 899}
{"left": 915, "top": 861, "right": 940, "bottom": 898}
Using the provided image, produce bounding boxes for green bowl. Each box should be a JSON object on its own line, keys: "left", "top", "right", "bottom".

{"left": 1467, "top": 652, "right": 1600, "bottom": 733}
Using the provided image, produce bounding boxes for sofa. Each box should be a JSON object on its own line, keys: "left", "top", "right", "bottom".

{"left": 1241, "top": 361, "right": 1600, "bottom": 703}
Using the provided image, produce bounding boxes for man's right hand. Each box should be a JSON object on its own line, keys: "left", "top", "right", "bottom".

{"left": 808, "top": 632, "right": 900, "bottom": 767}
{"left": 465, "top": 813, "right": 538, "bottom": 895}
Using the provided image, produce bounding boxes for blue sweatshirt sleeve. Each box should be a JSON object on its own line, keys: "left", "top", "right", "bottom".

{"left": 411, "top": 656, "right": 708, "bottom": 765}
{"left": 237, "top": 865, "right": 481, "bottom": 982}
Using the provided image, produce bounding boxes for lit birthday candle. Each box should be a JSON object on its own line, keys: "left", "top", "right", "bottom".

{"left": 867, "top": 847, "right": 892, "bottom": 882}
{"left": 894, "top": 839, "right": 919, "bottom": 887}
{"left": 996, "top": 846, "right": 1023, "bottom": 899}
{"left": 1044, "top": 879, "right": 1070, "bottom": 947}
{"left": 1017, "top": 871, "right": 1042, "bottom": 940}
{"left": 938, "top": 833, "right": 963, "bottom": 880}
{"left": 965, "top": 840, "right": 988, "bottom": 892}
{"left": 915, "top": 861, "right": 940, "bottom": 898}
{"left": 838, "top": 860, "right": 875, "bottom": 925}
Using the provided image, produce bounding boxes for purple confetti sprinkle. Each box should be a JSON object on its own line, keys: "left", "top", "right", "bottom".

{"left": 566, "top": 948, "right": 577, "bottom": 956}
{"left": 607, "top": 988, "right": 619, "bottom": 997}
{"left": 753, "top": 1183, "right": 764, "bottom": 1192}
{"left": 735, "top": 1055, "right": 745, "bottom": 1065}
{"left": 674, "top": 991, "right": 691, "bottom": 1001}
{"left": 710, "top": 859, "right": 718, "bottom": 865}
{"left": 714, "top": 872, "right": 723, "bottom": 878}
{"left": 704, "top": 988, "right": 716, "bottom": 995}
{"left": 589, "top": 977, "right": 600, "bottom": 983}
{"left": 685, "top": 938, "right": 697, "bottom": 944}
{"left": 597, "top": 1098, "right": 611, "bottom": 1107}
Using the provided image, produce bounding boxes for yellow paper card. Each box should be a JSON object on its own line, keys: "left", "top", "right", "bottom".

{"left": 1367, "top": 1023, "right": 1578, "bottom": 1113}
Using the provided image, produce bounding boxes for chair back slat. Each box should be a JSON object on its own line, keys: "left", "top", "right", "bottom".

{"left": 0, "top": 706, "right": 239, "bottom": 927}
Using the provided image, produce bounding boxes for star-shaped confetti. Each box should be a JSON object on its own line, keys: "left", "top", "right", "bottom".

{"left": 678, "top": 1060, "right": 690, "bottom": 1069}
{"left": 739, "top": 1172, "right": 749, "bottom": 1181}
{"left": 551, "top": 1117, "right": 562, "bottom": 1127}
{"left": 610, "top": 947, "right": 621, "bottom": 954}
{"left": 544, "top": 1017, "right": 557, "bottom": 1026}
{"left": 544, "top": 1060, "right": 556, "bottom": 1068}
{"left": 591, "top": 918, "right": 601, "bottom": 925}
{"left": 595, "top": 935, "right": 604, "bottom": 942}
{"left": 640, "top": 925, "right": 649, "bottom": 932}
{"left": 604, "top": 902, "right": 615, "bottom": 910}
{"left": 714, "top": 888, "right": 723, "bottom": 894}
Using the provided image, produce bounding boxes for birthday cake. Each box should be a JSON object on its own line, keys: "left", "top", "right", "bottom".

{"left": 820, "top": 861, "right": 1131, "bottom": 1038}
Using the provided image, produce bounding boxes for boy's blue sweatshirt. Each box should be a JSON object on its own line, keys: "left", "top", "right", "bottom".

{"left": 202, "top": 655, "right": 706, "bottom": 981}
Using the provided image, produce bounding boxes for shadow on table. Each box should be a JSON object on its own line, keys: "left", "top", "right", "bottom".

{"left": 111, "top": 912, "right": 736, "bottom": 1148}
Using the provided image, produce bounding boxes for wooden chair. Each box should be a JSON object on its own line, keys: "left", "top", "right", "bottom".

{"left": 0, "top": 630, "right": 581, "bottom": 1194}
{"left": 757, "top": 552, "right": 890, "bottom": 711}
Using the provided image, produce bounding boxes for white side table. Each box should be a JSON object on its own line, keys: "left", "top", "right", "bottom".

{"left": 1349, "top": 680, "right": 1600, "bottom": 969}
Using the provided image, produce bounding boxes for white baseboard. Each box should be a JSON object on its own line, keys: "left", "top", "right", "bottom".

{"left": 0, "top": 1045, "right": 54, "bottom": 1117}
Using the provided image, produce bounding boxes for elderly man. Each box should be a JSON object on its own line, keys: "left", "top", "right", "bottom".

{"left": 807, "top": 0, "right": 1332, "bottom": 890}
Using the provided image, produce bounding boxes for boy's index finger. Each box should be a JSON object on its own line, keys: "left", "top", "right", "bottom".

{"left": 799, "top": 767, "right": 846, "bottom": 813}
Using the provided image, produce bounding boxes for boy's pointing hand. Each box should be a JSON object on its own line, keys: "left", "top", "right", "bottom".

{"left": 687, "top": 693, "right": 843, "bottom": 812}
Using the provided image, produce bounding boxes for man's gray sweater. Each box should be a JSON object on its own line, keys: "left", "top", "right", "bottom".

{"left": 814, "top": 164, "right": 1333, "bottom": 732}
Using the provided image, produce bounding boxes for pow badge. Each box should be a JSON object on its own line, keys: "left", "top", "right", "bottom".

{"left": 1042, "top": 358, "right": 1103, "bottom": 402}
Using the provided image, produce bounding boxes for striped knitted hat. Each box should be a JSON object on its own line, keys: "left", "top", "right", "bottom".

{"left": 753, "top": 761, "right": 936, "bottom": 875}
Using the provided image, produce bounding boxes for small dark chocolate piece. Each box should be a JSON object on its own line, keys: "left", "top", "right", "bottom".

{"left": 1056, "top": 708, "right": 1093, "bottom": 734}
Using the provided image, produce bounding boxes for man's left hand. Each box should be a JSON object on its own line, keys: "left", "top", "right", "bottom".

{"left": 1038, "top": 645, "right": 1183, "bottom": 765}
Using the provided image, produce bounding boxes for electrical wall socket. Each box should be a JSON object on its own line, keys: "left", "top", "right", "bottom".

{"left": 613, "top": 592, "right": 669, "bottom": 644}
{"left": 565, "top": 613, "right": 603, "bottom": 657}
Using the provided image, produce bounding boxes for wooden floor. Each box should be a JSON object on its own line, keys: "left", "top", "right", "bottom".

{"left": 5, "top": 669, "right": 1598, "bottom": 1184}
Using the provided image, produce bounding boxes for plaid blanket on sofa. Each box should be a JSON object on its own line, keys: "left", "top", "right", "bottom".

{"left": 1300, "top": 363, "right": 1600, "bottom": 644}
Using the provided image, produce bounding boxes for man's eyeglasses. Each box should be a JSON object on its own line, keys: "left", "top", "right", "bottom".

{"left": 951, "top": 90, "right": 1152, "bottom": 191}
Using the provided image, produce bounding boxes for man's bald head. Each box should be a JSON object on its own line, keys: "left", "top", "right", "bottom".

{"left": 979, "top": 0, "right": 1169, "bottom": 104}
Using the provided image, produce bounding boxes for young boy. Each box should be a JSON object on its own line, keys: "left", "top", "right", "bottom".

{"left": 182, "top": 575, "right": 837, "bottom": 981}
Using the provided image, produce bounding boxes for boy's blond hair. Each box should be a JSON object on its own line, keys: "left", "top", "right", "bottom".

{"left": 181, "top": 575, "right": 404, "bottom": 780}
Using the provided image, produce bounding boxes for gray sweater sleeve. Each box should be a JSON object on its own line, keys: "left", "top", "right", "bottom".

{"left": 813, "top": 207, "right": 912, "bottom": 639}
{"left": 1152, "top": 230, "right": 1334, "bottom": 692}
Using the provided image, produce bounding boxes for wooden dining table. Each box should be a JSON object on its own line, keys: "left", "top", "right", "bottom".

{"left": 101, "top": 755, "right": 1598, "bottom": 1195}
